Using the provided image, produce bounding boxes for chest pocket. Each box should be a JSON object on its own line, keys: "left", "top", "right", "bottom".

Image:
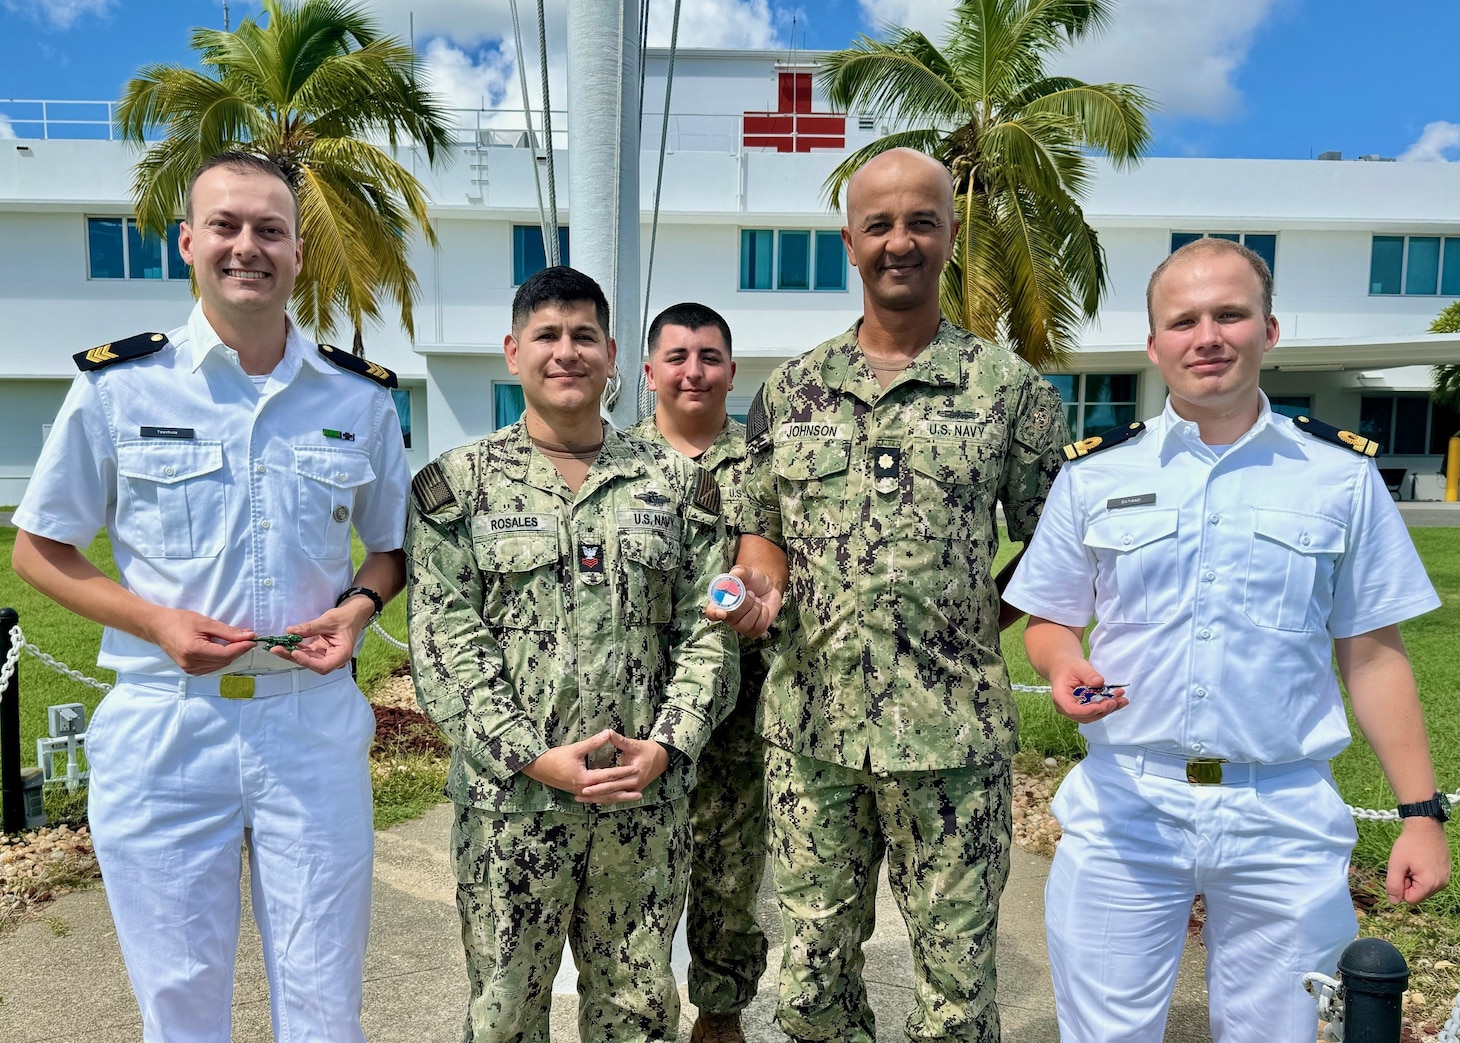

{"left": 1083, "top": 508, "right": 1181, "bottom": 624}
{"left": 909, "top": 436, "right": 1001, "bottom": 542}
{"left": 116, "top": 440, "right": 227, "bottom": 558}
{"left": 619, "top": 524, "right": 683, "bottom": 626}
{"left": 1244, "top": 509, "right": 1347, "bottom": 632}
{"left": 474, "top": 529, "right": 562, "bottom": 631}
{"left": 772, "top": 440, "right": 851, "bottom": 537}
{"left": 294, "top": 447, "right": 376, "bottom": 561}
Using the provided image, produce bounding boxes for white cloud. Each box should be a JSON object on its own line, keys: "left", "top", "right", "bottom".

{"left": 646, "top": 0, "right": 779, "bottom": 48}
{"left": 858, "top": 0, "right": 1284, "bottom": 121}
{"left": 0, "top": 115, "right": 16, "bottom": 139}
{"left": 1, "top": 0, "right": 113, "bottom": 31}
{"left": 1400, "top": 121, "right": 1460, "bottom": 163}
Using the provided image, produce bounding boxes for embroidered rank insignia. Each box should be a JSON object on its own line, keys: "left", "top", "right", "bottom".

{"left": 1293, "top": 415, "right": 1379, "bottom": 457}
{"left": 873, "top": 446, "right": 901, "bottom": 493}
{"left": 411, "top": 461, "right": 457, "bottom": 514}
{"left": 1062, "top": 422, "right": 1146, "bottom": 462}
{"left": 692, "top": 467, "right": 721, "bottom": 515}
{"left": 317, "top": 344, "right": 398, "bottom": 388}
{"left": 73, "top": 332, "right": 168, "bottom": 371}
{"left": 579, "top": 542, "right": 604, "bottom": 573}
{"left": 745, "top": 386, "right": 770, "bottom": 447}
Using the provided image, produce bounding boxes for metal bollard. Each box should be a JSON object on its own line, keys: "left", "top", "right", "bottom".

{"left": 1, "top": 607, "right": 22, "bottom": 834}
{"left": 1339, "top": 937, "right": 1410, "bottom": 1043}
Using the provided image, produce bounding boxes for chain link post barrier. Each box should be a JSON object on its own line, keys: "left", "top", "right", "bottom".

{"left": 1, "top": 608, "right": 23, "bottom": 833}
{"left": 1337, "top": 937, "right": 1409, "bottom": 1042}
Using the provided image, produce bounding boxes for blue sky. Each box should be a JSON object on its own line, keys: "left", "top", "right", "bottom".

{"left": 3, "top": 0, "right": 1459, "bottom": 162}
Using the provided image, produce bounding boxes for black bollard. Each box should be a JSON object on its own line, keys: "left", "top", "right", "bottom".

{"left": 1339, "top": 936, "right": 1409, "bottom": 1043}
{"left": 1, "top": 607, "right": 21, "bottom": 834}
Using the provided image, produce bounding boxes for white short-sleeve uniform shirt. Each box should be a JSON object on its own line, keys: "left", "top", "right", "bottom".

{"left": 1003, "top": 398, "right": 1439, "bottom": 765}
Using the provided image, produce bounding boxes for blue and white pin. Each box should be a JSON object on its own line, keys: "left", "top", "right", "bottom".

{"left": 707, "top": 573, "right": 747, "bottom": 612}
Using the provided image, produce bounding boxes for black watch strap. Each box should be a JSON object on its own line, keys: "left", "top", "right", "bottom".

{"left": 336, "top": 585, "right": 384, "bottom": 623}
{"left": 1397, "top": 791, "right": 1452, "bottom": 822}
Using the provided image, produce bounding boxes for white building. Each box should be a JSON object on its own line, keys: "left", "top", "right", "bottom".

{"left": 4, "top": 48, "right": 1460, "bottom": 503}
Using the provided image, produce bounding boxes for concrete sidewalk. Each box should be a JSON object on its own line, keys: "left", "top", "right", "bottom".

{"left": 0, "top": 802, "right": 1217, "bottom": 1042}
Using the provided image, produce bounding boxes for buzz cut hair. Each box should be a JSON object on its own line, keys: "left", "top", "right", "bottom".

{"left": 511, "top": 265, "right": 611, "bottom": 336}
{"left": 1147, "top": 237, "right": 1274, "bottom": 330}
{"left": 646, "top": 302, "right": 732, "bottom": 356}
{"left": 184, "top": 151, "right": 301, "bottom": 229}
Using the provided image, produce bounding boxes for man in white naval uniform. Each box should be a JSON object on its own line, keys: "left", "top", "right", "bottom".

{"left": 1003, "top": 236, "right": 1451, "bottom": 1043}
{"left": 12, "top": 152, "right": 409, "bottom": 1042}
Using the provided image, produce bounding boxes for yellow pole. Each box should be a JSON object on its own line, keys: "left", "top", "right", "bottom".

{"left": 1448, "top": 435, "right": 1460, "bottom": 502}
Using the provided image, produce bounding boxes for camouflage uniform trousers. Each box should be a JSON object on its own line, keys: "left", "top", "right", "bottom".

{"left": 452, "top": 797, "right": 691, "bottom": 1043}
{"left": 686, "top": 687, "right": 769, "bottom": 1015}
{"left": 766, "top": 745, "right": 1012, "bottom": 1043}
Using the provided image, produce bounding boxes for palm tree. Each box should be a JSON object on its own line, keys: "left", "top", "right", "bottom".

{"left": 820, "top": 0, "right": 1152, "bottom": 370}
{"left": 1429, "top": 301, "right": 1460, "bottom": 417}
{"left": 116, "top": 0, "right": 453, "bottom": 354}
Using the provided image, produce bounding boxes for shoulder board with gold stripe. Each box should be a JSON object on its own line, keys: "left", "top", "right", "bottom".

{"left": 692, "top": 466, "right": 721, "bottom": 515}
{"left": 1062, "top": 421, "right": 1146, "bottom": 462}
{"left": 411, "top": 461, "right": 457, "bottom": 514}
{"left": 1293, "top": 415, "right": 1378, "bottom": 457}
{"left": 317, "top": 344, "right": 398, "bottom": 389}
{"left": 73, "top": 332, "right": 168, "bottom": 372}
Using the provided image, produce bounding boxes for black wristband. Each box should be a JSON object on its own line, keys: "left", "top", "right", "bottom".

{"left": 336, "top": 585, "right": 383, "bottom": 624}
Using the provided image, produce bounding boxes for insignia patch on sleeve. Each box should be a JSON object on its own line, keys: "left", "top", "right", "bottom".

{"left": 317, "top": 344, "right": 399, "bottom": 388}
{"left": 692, "top": 466, "right": 721, "bottom": 516}
{"left": 745, "top": 386, "right": 770, "bottom": 448}
{"left": 73, "top": 332, "right": 168, "bottom": 371}
{"left": 411, "top": 461, "right": 457, "bottom": 514}
{"left": 1293, "top": 415, "right": 1379, "bottom": 457}
{"left": 1062, "top": 421, "right": 1146, "bottom": 462}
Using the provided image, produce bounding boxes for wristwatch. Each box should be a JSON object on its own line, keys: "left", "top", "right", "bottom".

{"left": 1397, "top": 791, "right": 1452, "bottom": 823}
{"left": 336, "top": 585, "right": 384, "bottom": 624}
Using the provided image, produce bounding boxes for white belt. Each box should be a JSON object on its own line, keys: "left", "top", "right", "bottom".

{"left": 1090, "top": 745, "right": 1318, "bottom": 786}
{"left": 117, "top": 669, "right": 347, "bottom": 700}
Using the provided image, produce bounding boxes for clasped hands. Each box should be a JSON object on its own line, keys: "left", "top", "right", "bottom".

{"left": 523, "top": 730, "right": 670, "bottom": 804}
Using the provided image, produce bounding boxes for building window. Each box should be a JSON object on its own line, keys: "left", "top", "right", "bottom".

{"left": 740, "top": 228, "right": 845, "bottom": 291}
{"left": 1369, "top": 235, "right": 1460, "bottom": 296}
{"left": 494, "top": 382, "right": 526, "bottom": 431}
{"left": 390, "top": 389, "right": 412, "bottom": 449}
{"left": 1170, "top": 232, "right": 1277, "bottom": 277}
{"left": 1359, "top": 394, "right": 1460, "bottom": 454}
{"left": 88, "top": 217, "right": 190, "bottom": 280}
{"left": 512, "top": 225, "right": 571, "bottom": 285}
{"left": 1047, "top": 373, "right": 1139, "bottom": 438}
{"left": 1267, "top": 395, "right": 1311, "bottom": 419}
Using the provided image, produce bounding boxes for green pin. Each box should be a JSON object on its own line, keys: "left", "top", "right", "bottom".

{"left": 254, "top": 634, "right": 305, "bottom": 649}
{"left": 322, "top": 428, "right": 355, "bottom": 441}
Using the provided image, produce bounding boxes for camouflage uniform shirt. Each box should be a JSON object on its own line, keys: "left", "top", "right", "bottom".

{"left": 743, "top": 319, "right": 1068, "bottom": 773}
{"left": 405, "top": 420, "right": 738, "bottom": 813}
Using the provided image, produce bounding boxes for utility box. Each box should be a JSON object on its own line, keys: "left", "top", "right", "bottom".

{"left": 21, "top": 767, "right": 46, "bottom": 829}
{"left": 48, "top": 703, "right": 85, "bottom": 737}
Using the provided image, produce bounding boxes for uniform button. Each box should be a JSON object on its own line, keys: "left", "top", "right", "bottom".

{"left": 1121, "top": 534, "right": 1133, "bottom": 546}
{"left": 1191, "top": 742, "right": 1204, "bottom": 753}
{"left": 1203, "top": 570, "right": 1216, "bottom": 582}
{"left": 1300, "top": 533, "right": 1311, "bottom": 546}
{"left": 260, "top": 520, "right": 271, "bottom": 530}
{"left": 1208, "top": 514, "right": 1221, "bottom": 525}
{"left": 1195, "top": 686, "right": 1208, "bottom": 698}
{"left": 262, "top": 578, "right": 274, "bottom": 588}
{"left": 336, "top": 472, "right": 348, "bottom": 481}
{"left": 255, "top": 464, "right": 267, "bottom": 475}
{"left": 163, "top": 465, "right": 175, "bottom": 477}
{"left": 1198, "top": 627, "right": 1211, "bottom": 640}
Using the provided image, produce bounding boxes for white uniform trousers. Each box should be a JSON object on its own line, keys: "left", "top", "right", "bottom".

{"left": 1045, "top": 747, "right": 1359, "bottom": 1043}
{"left": 85, "top": 671, "right": 377, "bottom": 1043}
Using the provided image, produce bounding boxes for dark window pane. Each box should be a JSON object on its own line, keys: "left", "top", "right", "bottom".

{"left": 558, "top": 227, "right": 570, "bottom": 269}
{"left": 1370, "top": 237, "right": 1404, "bottom": 295}
{"left": 1045, "top": 374, "right": 1077, "bottom": 402}
{"left": 494, "top": 383, "right": 525, "bottom": 430}
{"left": 1406, "top": 237, "right": 1440, "bottom": 295}
{"left": 1359, "top": 397, "right": 1393, "bottom": 453}
{"left": 127, "top": 219, "right": 163, "bottom": 279}
{"left": 1083, "top": 402, "right": 1136, "bottom": 432}
{"left": 1064, "top": 403, "right": 1079, "bottom": 437}
{"left": 1244, "top": 234, "right": 1277, "bottom": 277}
{"left": 1443, "top": 239, "right": 1460, "bottom": 297}
{"left": 778, "top": 230, "right": 810, "bottom": 289}
{"left": 1209, "top": 232, "right": 1241, "bottom": 242}
{"left": 1394, "top": 396, "right": 1428, "bottom": 453}
{"left": 1267, "top": 395, "right": 1311, "bottom": 419}
{"left": 1085, "top": 373, "right": 1137, "bottom": 404}
{"left": 513, "top": 225, "right": 547, "bottom": 285}
{"left": 814, "top": 230, "right": 845, "bottom": 290}
{"left": 1430, "top": 401, "right": 1460, "bottom": 453}
{"left": 88, "top": 217, "right": 124, "bottom": 279}
{"left": 166, "top": 221, "right": 189, "bottom": 280}
{"left": 739, "top": 229, "right": 772, "bottom": 290}
{"left": 390, "top": 389, "right": 412, "bottom": 449}
{"left": 1170, "top": 232, "right": 1202, "bottom": 252}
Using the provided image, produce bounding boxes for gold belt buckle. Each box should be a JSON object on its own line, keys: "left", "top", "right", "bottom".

{"left": 219, "top": 676, "right": 256, "bottom": 700}
{"left": 1185, "top": 758, "right": 1228, "bottom": 785}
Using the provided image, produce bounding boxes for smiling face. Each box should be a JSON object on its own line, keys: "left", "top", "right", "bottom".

{"left": 178, "top": 165, "right": 303, "bottom": 325}
{"left": 505, "top": 300, "right": 617, "bottom": 425}
{"left": 645, "top": 323, "right": 735, "bottom": 424}
{"left": 841, "top": 149, "right": 959, "bottom": 318}
{"left": 1146, "top": 245, "right": 1280, "bottom": 433}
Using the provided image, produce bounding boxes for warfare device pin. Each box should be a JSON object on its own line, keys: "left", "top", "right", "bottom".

{"left": 1073, "top": 683, "right": 1128, "bottom": 705}
{"left": 707, "top": 573, "right": 747, "bottom": 613}
{"left": 254, "top": 634, "right": 305, "bottom": 650}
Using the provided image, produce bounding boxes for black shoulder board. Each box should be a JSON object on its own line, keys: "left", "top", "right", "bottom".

{"left": 692, "top": 466, "right": 721, "bottom": 516}
{"left": 318, "top": 344, "right": 398, "bottom": 389}
{"left": 1293, "top": 415, "right": 1379, "bottom": 457}
{"left": 73, "top": 332, "right": 168, "bottom": 371}
{"left": 1062, "top": 421, "right": 1146, "bottom": 462}
{"left": 745, "top": 385, "right": 769, "bottom": 447}
{"left": 411, "top": 461, "right": 457, "bottom": 514}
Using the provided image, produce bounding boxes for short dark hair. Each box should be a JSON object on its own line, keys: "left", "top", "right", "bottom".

{"left": 647, "top": 302, "right": 732, "bottom": 356}
{"left": 185, "top": 151, "right": 300, "bottom": 229}
{"left": 1147, "top": 237, "right": 1274, "bottom": 330}
{"left": 512, "top": 266, "right": 611, "bottom": 336}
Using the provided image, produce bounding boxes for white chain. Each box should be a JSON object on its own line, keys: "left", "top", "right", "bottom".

{"left": 369, "top": 620, "right": 408, "bottom": 651}
{"left": 1439, "top": 989, "right": 1460, "bottom": 1043}
{"left": 0, "top": 624, "right": 23, "bottom": 701}
{"left": 1302, "top": 972, "right": 1344, "bottom": 1041}
{"left": 3, "top": 624, "right": 114, "bottom": 694}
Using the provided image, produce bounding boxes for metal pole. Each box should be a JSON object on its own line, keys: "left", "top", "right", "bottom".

{"left": 567, "top": 0, "right": 643, "bottom": 428}
{"left": 1, "top": 607, "right": 22, "bottom": 834}
{"left": 1339, "top": 937, "right": 1409, "bottom": 1043}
